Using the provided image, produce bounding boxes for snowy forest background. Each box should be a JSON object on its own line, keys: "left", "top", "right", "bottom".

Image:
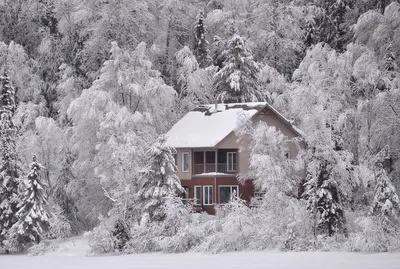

{"left": 1, "top": 0, "right": 400, "bottom": 254}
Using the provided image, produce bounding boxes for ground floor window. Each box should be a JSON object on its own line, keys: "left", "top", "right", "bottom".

{"left": 203, "top": 185, "right": 213, "bottom": 205}
{"left": 219, "top": 185, "right": 239, "bottom": 204}
{"left": 194, "top": 186, "right": 201, "bottom": 205}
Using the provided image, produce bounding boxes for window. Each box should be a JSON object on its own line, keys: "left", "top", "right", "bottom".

{"left": 182, "top": 152, "right": 189, "bottom": 172}
{"left": 194, "top": 186, "right": 201, "bottom": 205}
{"left": 203, "top": 186, "right": 213, "bottom": 205}
{"left": 227, "top": 152, "right": 237, "bottom": 172}
{"left": 219, "top": 185, "right": 239, "bottom": 204}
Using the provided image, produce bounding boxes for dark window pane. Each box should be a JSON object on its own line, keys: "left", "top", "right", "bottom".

{"left": 206, "top": 151, "right": 215, "bottom": 164}
{"left": 194, "top": 152, "right": 204, "bottom": 164}
{"left": 219, "top": 187, "right": 231, "bottom": 204}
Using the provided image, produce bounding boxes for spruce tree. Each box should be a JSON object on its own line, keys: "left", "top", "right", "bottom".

{"left": 304, "top": 19, "right": 316, "bottom": 48}
{"left": 371, "top": 163, "right": 400, "bottom": 220}
{"left": 193, "top": 11, "right": 212, "bottom": 68}
{"left": 0, "top": 71, "right": 20, "bottom": 246}
{"left": 303, "top": 129, "right": 354, "bottom": 236}
{"left": 384, "top": 43, "right": 397, "bottom": 72}
{"left": 213, "top": 34, "right": 260, "bottom": 103}
{"left": 13, "top": 155, "right": 50, "bottom": 244}
{"left": 135, "top": 135, "right": 184, "bottom": 222}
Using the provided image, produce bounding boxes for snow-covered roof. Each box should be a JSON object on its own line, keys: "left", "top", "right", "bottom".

{"left": 165, "top": 102, "right": 262, "bottom": 148}
{"left": 165, "top": 102, "right": 303, "bottom": 148}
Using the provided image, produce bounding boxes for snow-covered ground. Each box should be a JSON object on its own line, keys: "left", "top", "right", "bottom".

{"left": 1, "top": 237, "right": 400, "bottom": 269}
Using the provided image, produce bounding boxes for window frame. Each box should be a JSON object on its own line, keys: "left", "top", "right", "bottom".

{"left": 182, "top": 152, "right": 190, "bottom": 172}
{"left": 219, "top": 185, "right": 239, "bottom": 204}
{"left": 194, "top": 185, "right": 201, "bottom": 205}
{"left": 203, "top": 185, "right": 213, "bottom": 205}
{"left": 227, "top": 152, "right": 237, "bottom": 172}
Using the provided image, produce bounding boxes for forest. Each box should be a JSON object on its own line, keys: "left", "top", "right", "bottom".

{"left": 0, "top": 0, "right": 400, "bottom": 254}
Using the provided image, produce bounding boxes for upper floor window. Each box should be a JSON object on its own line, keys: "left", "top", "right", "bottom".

{"left": 227, "top": 152, "right": 237, "bottom": 172}
{"left": 182, "top": 152, "right": 189, "bottom": 172}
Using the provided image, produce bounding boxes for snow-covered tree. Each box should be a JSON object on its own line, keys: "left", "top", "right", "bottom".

{"left": 13, "top": 155, "right": 50, "bottom": 245}
{"left": 303, "top": 127, "right": 356, "bottom": 237}
{"left": 371, "top": 163, "right": 400, "bottom": 220}
{"left": 238, "top": 121, "right": 299, "bottom": 197}
{"left": 384, "top": 43, "right": 397, "bottom": 72}
{"left": 0, "top": 71, "right": 20, "bottom": 247}
{"left": 213, "top": 34, "right": 260, "bottom": 103}
{"left": 175, "top": 46, "right": 216, "bottom": 109}
{"left": 193, "top": 11, "right": 212, "bottom": 68}
{"left": 135, "top": 135, "right": 184, "bottom": 222}
{"left": 52, "top": 149, "right": 77, "bottom": 229}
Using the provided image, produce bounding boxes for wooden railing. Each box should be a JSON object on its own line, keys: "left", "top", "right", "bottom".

{"left": 193, "top": 163, "right": 237, "bottom": 174}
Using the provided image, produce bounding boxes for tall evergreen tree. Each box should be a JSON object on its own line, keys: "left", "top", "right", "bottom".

{"left": 384, "top": 43, "right": 397, "bottom": 72}
{"left": 135, "top": 135, "right": 184, "bottom": 222}
{"left": 12, "top": 155, "right": 50, "bottom": 245}
{"left": 304, "top": 18, "right": 316, "bottom": 49}
{"left": 193, "top": 11, "right": 212, "bottom": 68}
{"left": 0, "top": 71, "right": 20, "bottom": 247}
{"left": 371, "top": 162, "right": 400, "bottom": 220}
{"left": 213, "top": 34, "right": 260, "bottom": 103}
{"left": 313, "top": 0, "right": 349, "bottom": 52}
{"left": 303, "top": 128, "right": 355, "bottom": 236}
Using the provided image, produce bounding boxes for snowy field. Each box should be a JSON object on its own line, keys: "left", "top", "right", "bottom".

{"left": 1, "top": 237, "right": 400, "bottom": 269}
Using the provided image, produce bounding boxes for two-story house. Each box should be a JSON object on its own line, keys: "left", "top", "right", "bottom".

{"left": 165, "top": 102, "right": 304, "bottom": 214}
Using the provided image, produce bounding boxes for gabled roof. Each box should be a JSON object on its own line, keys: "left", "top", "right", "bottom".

{"left": 165, "top": 102, "right": 303, "bottom": 148}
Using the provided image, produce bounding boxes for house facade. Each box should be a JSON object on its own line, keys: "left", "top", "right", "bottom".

{"left": 165, "top": 102, "right": 304, "bottom": 214}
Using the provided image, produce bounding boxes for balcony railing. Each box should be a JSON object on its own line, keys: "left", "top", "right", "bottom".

{"left": 193, "top": 163, "right": 237, "bottom": 174}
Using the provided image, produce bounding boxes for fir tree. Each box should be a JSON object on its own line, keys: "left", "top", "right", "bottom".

{"left": 303, "top": 129, "right": 354, "bottom": 236}
{"left": 0, "top": 71, "right": 20, "bottom": 246}
{"left": 304, "top": 19, "right": 316, "bottom": 48}
{"left": 384, "top": 43, "right": 397, "bottom": 72}
{"left": 193, "top": 11, "right": 212, "bottom": 68}
{"left": 331, "top": 0, "right": 347, "bottom": 52}
{"left": 371, "top": 163, "right": 400, "bottom": 220}
{"left": 305, "top": 158, "right": 345, "bottom": 236}
{"left": 213, "top": 34, "right": 260, "bottom": 103}
{"left": 135, "top": 135, "right": 184, "bottom": 222}
{"left": 313, "top": 0, "right": 349, "bottom": 52}
{"left": 13, "top": 155, "right": 50, "bottom": 244}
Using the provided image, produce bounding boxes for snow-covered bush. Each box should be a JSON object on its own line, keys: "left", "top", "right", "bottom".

{"left": 195, "top": 197, "right": 255, "bottom": 253}
{"left": 346, "top": 215, "right": 400, "bottom": 252}
{"left": 87, "top": 215, "right": 121, "bottom": 254}
{"left": 47, "top": 205, "right": 73, "bottom": 240}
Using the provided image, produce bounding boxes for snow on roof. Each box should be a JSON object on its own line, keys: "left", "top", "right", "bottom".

{"left": 165, "top": 102, "right": 267, "bottom": 148}
{"left": 165, "top": 102, "right": 304, "bottom": 148}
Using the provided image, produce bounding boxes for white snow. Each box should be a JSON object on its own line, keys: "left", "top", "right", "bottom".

{"left": 165, "top": 102, "right": 304, "bottom": 148}
{"left": 195, "top": 172, "right": 231, "bottom": 176}
{"left": 165, "top": 102, "right": 266, "bottom": 148}
{"left": 1, "top": 236, "right": 400, "bottom": 269}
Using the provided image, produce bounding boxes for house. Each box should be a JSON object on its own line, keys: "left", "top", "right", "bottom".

{"left": 165, "top": 102, "right": 304, "bottom": 214}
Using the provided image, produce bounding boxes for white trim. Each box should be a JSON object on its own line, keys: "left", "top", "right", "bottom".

{"left": 203, "top": 185, "right": 213, "bottom": 205}
{"left": 227, "top": 152, "right": 237, "bottom": 172}
{"left": 182, "top": 152, "right": 190, "bottom": 172}
{"left": 218, "top": 185, "right": 239, "bottom": 204}
{"left": 194, "top": 185, "right": 201, "bottom": 205}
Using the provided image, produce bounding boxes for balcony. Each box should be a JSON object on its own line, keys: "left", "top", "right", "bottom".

{"left": 192, "top": 150, "right": 237, "bottom": 175}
